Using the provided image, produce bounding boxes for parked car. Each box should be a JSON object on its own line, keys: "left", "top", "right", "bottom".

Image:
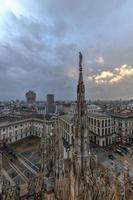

{"left": 108, "top": 154, "right": 115, "bottom": 160}
{"left": 118, "top": 145, "right": 128, "bottom": 153}
{"left": 116, "top": 149, "right": 124, "bottom": 156}
{"left": 118, "top": 146, "right": 127, "bottom": 154}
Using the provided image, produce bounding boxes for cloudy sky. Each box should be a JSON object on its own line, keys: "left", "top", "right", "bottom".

{"left": 0, "top": 0, "right": 133, "bottom": 100}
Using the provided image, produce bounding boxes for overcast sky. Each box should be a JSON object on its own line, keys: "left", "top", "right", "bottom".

{"left": 0, "top": 0, "right": 133, "bottom": 100}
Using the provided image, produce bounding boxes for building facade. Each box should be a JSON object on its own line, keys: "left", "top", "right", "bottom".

{"left": 88, "top": 112, "right": 116, "bottom": 147}
{"left": 0, "top": 116, "right": 55, "bottom": 145}
{"left": 113, "top": 112, "right": 133, "bottom": 144}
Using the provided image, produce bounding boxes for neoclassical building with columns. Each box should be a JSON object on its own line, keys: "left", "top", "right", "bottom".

{"left": 0, "top": 115, "right": 56, "bottom": 145}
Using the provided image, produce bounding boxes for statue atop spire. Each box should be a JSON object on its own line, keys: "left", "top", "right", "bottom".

{"left": 79, "top": 52, "right": 83, "bottom": 67}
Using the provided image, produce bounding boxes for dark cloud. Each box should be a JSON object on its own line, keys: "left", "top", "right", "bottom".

{"left": 0, "top": 0, "right": 132, "bottom": 100}
{"left": 0, "top": 12, "right": 77, "bottom": 100}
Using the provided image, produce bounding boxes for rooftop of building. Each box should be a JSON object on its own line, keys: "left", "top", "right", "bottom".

{"left": 112, "top": 111, "right": 133, "bottom": 119}
{"left": 87, "top": 104, "right": 101, "bottom": 109}
{"left": 88, "top": 112, "right": 111, "bottom": 119}
{"left": 60, "top": 112, "right": 111, "bottom": 123}
{"left": 0, "top": 114, "right": 45, "bottom": 128}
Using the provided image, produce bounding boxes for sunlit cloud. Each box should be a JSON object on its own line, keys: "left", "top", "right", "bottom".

{"left": 89, "top": 64, "right": 133, "bottom": 84}
{"left": 95, "top": 71, "right": 113, "bottom": 83}
{"left": 0, "top": 0, "right": 22, "bottom": 16}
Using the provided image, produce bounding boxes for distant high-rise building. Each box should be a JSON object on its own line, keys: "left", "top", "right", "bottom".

{"left": 25, "top": 90, "right": 36, "bottom": 105}
{"left": 46, "top": 94, "right": 56, "bottom": 114}
{"left": 47, "top": 94, "right": 54, "bottom": 104}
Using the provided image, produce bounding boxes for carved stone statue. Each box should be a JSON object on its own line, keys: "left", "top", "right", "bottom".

{"left": 79, "top": 52, "right": 83, "bottom": 66}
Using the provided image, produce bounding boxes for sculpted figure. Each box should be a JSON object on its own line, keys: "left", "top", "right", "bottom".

{"left": 79, "top": 52, "right": 83, "bottom": 66}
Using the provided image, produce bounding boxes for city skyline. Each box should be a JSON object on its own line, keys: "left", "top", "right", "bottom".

{"left": 0, "top": 0, "right": 133, "bottom": 100}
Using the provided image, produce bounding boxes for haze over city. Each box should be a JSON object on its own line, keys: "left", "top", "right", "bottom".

{"left": 0, "top": 0, "right": 133, "bottom": 100}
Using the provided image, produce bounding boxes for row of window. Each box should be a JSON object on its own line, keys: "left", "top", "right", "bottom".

{"left": 89, "top": 127, "right": 115, "bottom": 136}
{"left": 88, "top": 118, "right": 112, "bottom": 127}
{"left": 90, "top": 136, "right": 113, "bottom": 146}
{"left": 0, "top": 123, "right": 31, "bottom": 132}
{"left": 0, "top": 121, "right": 46, "bottom": 133}
{"left": 5, "top": 128, "right": 43, "bottom": 143}
{"left": 8, "top": 131, "right": 38, "bottom": 143}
